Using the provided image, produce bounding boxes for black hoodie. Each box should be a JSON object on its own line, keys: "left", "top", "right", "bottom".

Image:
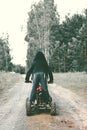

{"left": 25, "top": 51, "right": 53, "bottom": 83}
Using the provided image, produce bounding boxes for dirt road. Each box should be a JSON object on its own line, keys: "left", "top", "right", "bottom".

{"left": 0, "top": 77, "right": 87, "bottom": 130}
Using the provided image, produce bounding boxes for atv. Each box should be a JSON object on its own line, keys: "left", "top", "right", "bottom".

{"left": 26, "top": 85, "right": 56, "bottom": 116}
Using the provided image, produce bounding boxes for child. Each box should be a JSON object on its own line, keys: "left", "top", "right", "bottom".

{"left": 25, "top": 51, "right": 53, "bottom": 103}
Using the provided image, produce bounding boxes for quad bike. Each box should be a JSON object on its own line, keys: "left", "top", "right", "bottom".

{"left": 26, "top": 85, "right": 56, "bottom": 116}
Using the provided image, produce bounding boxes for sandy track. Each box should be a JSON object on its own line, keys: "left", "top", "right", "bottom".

{"left": 0, "top": 79, "right": 87, "bottom": 130}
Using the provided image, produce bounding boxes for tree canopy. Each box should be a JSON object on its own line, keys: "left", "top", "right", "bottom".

{"left": 0, "top": 34, "right": 12, "bottom": 71}
{"left": 25, "top": 0, "right": 87, "bottom": 72}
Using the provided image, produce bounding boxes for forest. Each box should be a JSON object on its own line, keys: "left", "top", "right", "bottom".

{"left": 0, "top": 34, "right": 25, "bottom": 73}
{"left": 25, "top": 0, "right": 87, "bottom": 72}
{"left": 0, "top": 0, "right": 87, "bottom": 73}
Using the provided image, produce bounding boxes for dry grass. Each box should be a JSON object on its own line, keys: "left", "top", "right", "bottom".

{"left": 54, "top": 72, "right": 87, "bottom": 102}
{"left": 0, "top": 71, "right": 23, "bottom": 92}
{"left": 0, "top": 71, "right": 87, "bottom": 102}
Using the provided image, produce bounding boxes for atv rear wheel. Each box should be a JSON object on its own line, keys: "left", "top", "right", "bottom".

{"left": 26, "top": 98, "right": 31, "bottom": 116}
{"left": 50, "top": 102, "right": 56, "bottom": 115}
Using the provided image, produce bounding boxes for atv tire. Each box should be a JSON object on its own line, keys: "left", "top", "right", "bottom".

{"left": 26, "top": 97, "right": 31, "bottom": 116}
{"left": 50, "top": 102, "right": 56, "bottom": 115}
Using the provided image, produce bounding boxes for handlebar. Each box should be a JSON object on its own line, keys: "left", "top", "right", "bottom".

{"left": 25, "top": 80, "right": 53, "bottom": 84}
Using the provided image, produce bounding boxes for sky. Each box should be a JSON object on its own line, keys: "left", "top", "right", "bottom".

{"left": 0, "top": 0, "right": 87, "bottom": 66}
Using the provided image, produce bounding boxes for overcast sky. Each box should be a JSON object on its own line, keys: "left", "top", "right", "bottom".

{"left": 0, "top": 0, "right": 87, "bottom": 66}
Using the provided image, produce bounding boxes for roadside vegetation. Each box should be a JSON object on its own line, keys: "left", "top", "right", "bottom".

{"left": 0, "top": 71, "right": 23, "bottom": 92}
{"left": 54, "top": 72, "right": 87, "bottom": 103}
{"left": 0, "top": 0, "right": 87, "bottom": 74}
{"left": 25, "top": 0, "right": 87, "bottom": 73}
{"left": 0, "top": 35, "right": 25, "bottom": 74}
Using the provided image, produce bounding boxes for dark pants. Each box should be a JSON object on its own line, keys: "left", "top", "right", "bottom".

{"left": 30, "top": 72, "right": 50, "bottom": 102}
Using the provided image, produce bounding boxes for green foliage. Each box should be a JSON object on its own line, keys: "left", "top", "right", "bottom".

{"left": 26, "top": 0, "right": 59, "bottom": 68}
{"left": 13, "top": 64, "right": 25, "bottom": 74}
{"left": 26, "top": 37, "right": 39, "bottom": 69}
{"left": 25, "top": 0, "right": 87, "bottom": 72}
{"left": 0, "top": 35, "right": 12, "bottom": 71}
{"left": 49, "top": 12, "right": 87, "bottom": 72}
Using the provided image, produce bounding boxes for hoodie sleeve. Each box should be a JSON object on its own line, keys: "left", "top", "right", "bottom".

{"left": 48, "top": 68, "right": 53, "bottom": 83}
{"left": 25, "top": 64, "right": 34, "bottom": 82}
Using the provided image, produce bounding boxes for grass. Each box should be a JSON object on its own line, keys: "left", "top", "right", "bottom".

{"left": 0, "top": 71, "right": 23, "bottom": 92}
{"left": 54, "top": 72, "right": 87, "bottom": 102}
{"left": 0, "top": 71, "right": 87, "bottom": 102}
